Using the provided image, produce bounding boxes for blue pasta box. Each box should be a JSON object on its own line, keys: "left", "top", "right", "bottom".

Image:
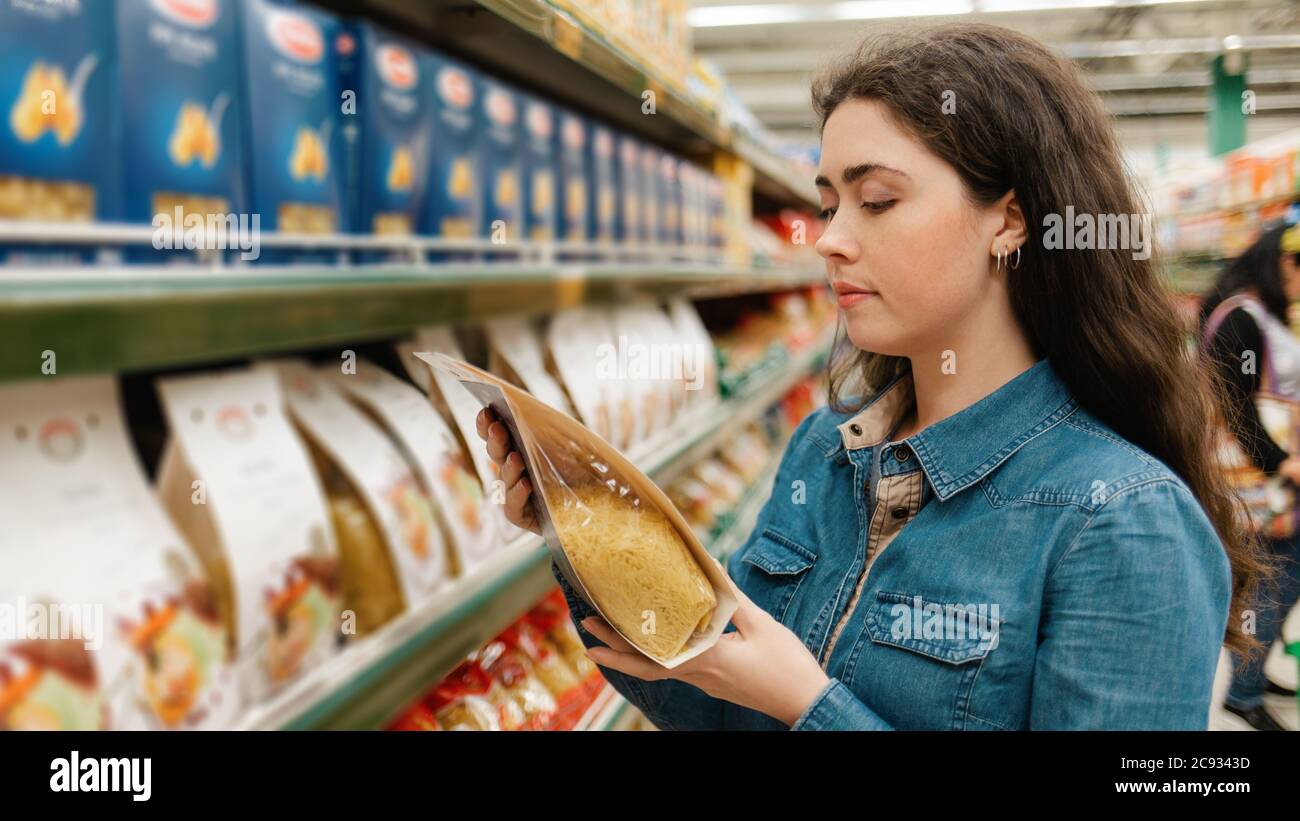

{"left": 616, "top": 134, "right": 641, "bottom": 247}
{"left": 342, "top": 21, "right": 432, "bottom": 256}
{"left": 639, "top": 141, "right": 659, "bottom": 247}
{"left": 707, "top": 172, "right": 725, "bottom": 250}
{"left": 117, "top": 0, "right": 249, "bottom": 263}
{"left": 0, "top": 0, "right": 121, "bottom": 264}
{"left": 679, "top": 161, "right": 703, "bottom": 250}
{"left": 239, "top": 0, "right": 350, "bottom": 264}
{"left": 476, "top": 75, "right": 520, "bottom": 246}
{"left": 586, "top": 121, "right": 616, "bottom": 246}
{"left": 519, "top": 94, "right": 555, "bottom": 242}
{"left": 554, "top": 107, "right": 587, "bottom": 244}
{"left": 657, "top": 150, "right": 682, "bottom": 247}
{"left": 422, "top": 50, "right": 479, "bottom": 247}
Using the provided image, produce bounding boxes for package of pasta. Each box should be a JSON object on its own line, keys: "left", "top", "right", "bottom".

{"left": 416, "top": 353, "right": 738, "bottom": 668}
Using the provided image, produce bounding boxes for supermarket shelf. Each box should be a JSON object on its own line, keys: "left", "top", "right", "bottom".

{"left": 0, "top": 220, "right": 728, "bottom": 263}
{"left": 0, "top": 258, "right": 824, "bottom": 382}
{"left": 707, "top": 459, "right": 782, "bottom": 562}
{"left": 237, "top": 333, "right": 833, "bottom": 730}
{"left": 318, "top": 0, "right": 816, "bottom": 210}
{"left": 579, "top": 685, "right": 632, "bottom": 731}
{"left": 1160, "top": 192, "right": 1297, "bottom": 222}
{"left": 651, "top": 334, "right": 831, "bottom": 488}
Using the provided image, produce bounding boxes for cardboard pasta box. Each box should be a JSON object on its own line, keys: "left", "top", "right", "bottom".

{"left": 519, "top": 94, "right": 556, "bottom": 242}
{"left": 422, "top": 49, "right": 480, "bottom": 244}
{"left": 0, "top": 0, "right": 121, "bottom": 265}
{"left": 117, "top": 0, "right": 247, "bottom": 243}
{"left": 239, "top": 0, "right": 350, "bottom": 250}
{"left": 342, "top": 21, "right": 432, "bottom": 242}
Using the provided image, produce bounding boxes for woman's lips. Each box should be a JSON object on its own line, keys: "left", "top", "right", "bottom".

{"left": 833, "top": 286, "right": 877, "bottom": 309}
{"left": 837, "top": 292, "right": 874, "bottom": 309}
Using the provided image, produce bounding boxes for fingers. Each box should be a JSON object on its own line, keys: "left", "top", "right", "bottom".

{"left": 475, "top": 408, "right": 513, "bottom": 465}
{"left": 475, "top": 407, "right": 495, "bottom": 441}
{"left": 505, "top": 472, "right": 534, "bottom": 519}
{"left": 505, "top": 472, "right": 541, "bottom": 535}
{"left": 579, "top": 615, "right": 638, "bottom": 654}
{"left": 485, "top": 421, "right": 512, "bottom": 464}
{"left": 724, "top": 572, "right": 767, "bottom": 634}
{"left": 500, "top": 450, "right": 526, "bottom": 488}
{"left": 585, "top": 645, "right": 668, "bottom": 681}
{"left": 474, "top": 408, "right": 541, "bottom": 534}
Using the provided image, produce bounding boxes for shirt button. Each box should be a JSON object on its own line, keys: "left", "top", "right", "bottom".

{"left": 891, "top": 506, "right": 908, "bottom": 520}
{"left": 894, "top": 445, "right": 912, "bottom": 463}
{"left": 849, "top": 423, "right": 863, "bottom": 436}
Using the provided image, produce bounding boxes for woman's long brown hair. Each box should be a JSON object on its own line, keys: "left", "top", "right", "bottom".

{"left": 812, "top": 22, "right": 1265, "bottom": 657}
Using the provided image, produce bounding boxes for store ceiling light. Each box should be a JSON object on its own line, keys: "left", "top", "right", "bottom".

{"left": 689, "top": 0, "right": 1209, "bottom": 28}
{"left": 686, "top": 4, "right": 807, "bottom": 28}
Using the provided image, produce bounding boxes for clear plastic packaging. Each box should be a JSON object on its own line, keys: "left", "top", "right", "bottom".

{"left": 419, "top": 354, "right": 737, "bottom": 667}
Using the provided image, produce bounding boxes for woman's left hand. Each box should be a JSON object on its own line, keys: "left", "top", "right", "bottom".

{"left": 580, "top": 581, "right": 832, "bottom": 727}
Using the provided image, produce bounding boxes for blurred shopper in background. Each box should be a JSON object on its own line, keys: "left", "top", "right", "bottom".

{"left": 1199, "top": 218, "right": 1300, "bottom": 730}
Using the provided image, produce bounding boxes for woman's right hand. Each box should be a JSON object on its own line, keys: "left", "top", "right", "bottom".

{"left": 475, "top": 407, "right": 541, "bottom": 535}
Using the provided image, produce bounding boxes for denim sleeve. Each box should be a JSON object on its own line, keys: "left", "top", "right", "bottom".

{"left": 1030, "top": 479, "right": 1232, "bottom": 730}
{"left": 550, "top": 560, "right": 729, "bottom": 730}
{"left": 789, "top": 679, "right": 895, "bottom": 730}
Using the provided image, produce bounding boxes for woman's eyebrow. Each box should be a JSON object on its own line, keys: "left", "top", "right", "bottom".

{"left": 815, "top": 163, "right": 909, "bottom": 189}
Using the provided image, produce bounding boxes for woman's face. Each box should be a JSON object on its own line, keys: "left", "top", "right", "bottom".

{"left": 815, "top": 98, "right": 1009, "bottom": 357}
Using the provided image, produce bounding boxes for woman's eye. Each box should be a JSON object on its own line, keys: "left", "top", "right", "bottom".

{"left": 861, "top": 199, "right": 896, "bottom": 214}
{"left": 818, "top": 207, "right": 836, "bottom": 220}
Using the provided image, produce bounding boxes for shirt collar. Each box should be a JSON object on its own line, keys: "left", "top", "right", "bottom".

{"left": 836, "top": 358, "right": 1078, "bottom": 501}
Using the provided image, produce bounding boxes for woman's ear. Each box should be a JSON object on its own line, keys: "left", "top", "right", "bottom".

{"left": 988, "top": 190, "right": 1028, "bottom": 259}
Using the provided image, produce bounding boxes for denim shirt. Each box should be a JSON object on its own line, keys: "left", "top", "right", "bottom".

{"left": 553, "top": 357, "right": 1232, "bottom": 730}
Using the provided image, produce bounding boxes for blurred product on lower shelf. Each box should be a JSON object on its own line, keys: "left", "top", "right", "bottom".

{"left": 332, "top": 357, "right": 502, "bottom": 575}
{"left": 714, "top": 287, "right": 833, "bottom": 397}
{"left": 270, "top": 360, "right": 453, "bottom": 633}
{"left": 0, "top": 377, "right": 239, "bottom": 730}
{"left": 389, "top": 589, "right": 608, "bottom": 731}
{"left": 486, "top": 316, "right": 577, "bottom": 419}
{"left": 0, "top": 285, "right": 833, "bottom": 730}
{"left": 667, "top": 373, "right": 824, "bottom": 545}
{"left": 155, "top": 367, "right": 342, "bottom": 709}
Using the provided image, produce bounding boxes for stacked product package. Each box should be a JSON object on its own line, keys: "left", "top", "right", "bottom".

{"left": 0, "top": 0, "right": 727, "bottom": 264}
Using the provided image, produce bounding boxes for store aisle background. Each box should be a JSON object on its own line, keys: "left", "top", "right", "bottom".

{"left": 0, "top": 0, "right": 1298, "bottom": 730}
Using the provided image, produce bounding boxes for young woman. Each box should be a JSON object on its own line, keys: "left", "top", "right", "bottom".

{"left": 1199, "top": 221, "right": 1300, "bottom": 731}
{"left": 477, "top": 23, "right": 1261, "bottom": 729}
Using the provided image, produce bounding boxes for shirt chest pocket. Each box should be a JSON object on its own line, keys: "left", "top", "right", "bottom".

{"left": 848, "top": 591, "right": 1003, "bottom": 730}
{"left": 733, "top": 527, "right": 817, "bottom": 627}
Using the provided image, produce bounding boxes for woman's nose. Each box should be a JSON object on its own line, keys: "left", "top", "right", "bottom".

{"left": 815, "top": 216, "right": 857, "bottom": 263}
